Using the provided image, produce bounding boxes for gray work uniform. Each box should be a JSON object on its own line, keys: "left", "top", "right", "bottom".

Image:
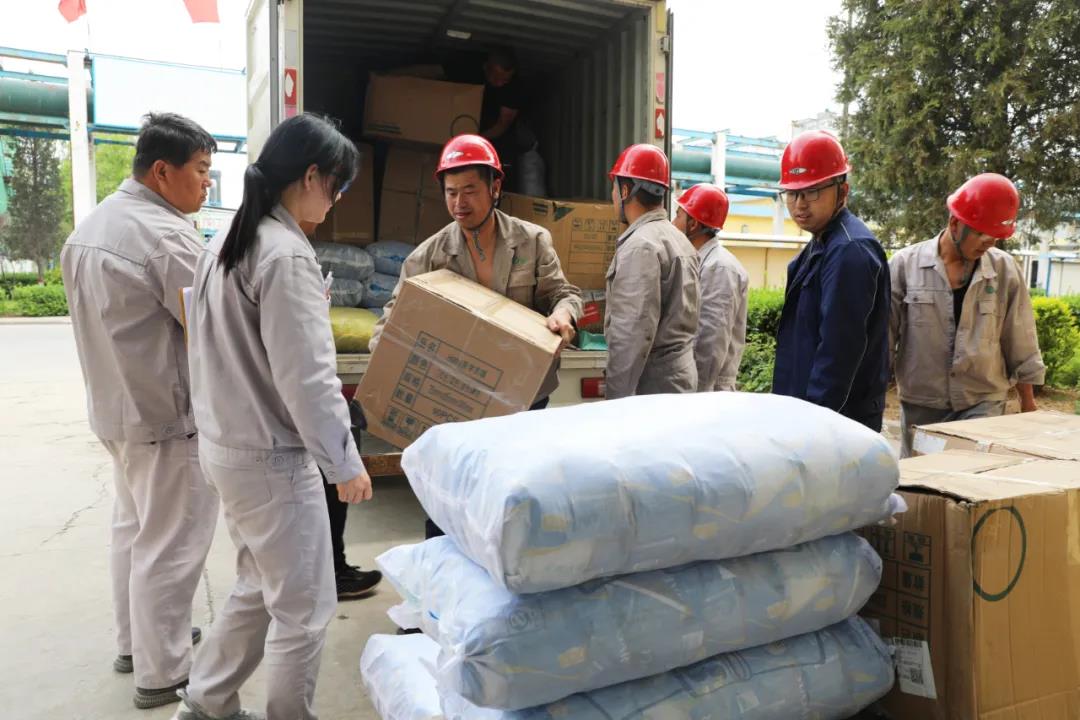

{"left": 60, "top": 178, "right": 218, "bottom": 690}
{"left": 694, "top": 237, "right": 749, "bottom": 392}
{"left": 890, "top": 238, "right": 1045, "bottom": 457}
{"left": 370, "top": 210, "right": 583, "bottom": 403}
{"left": 604, "top": 208, "right": 701, "bottom": 399}
{"left": 184, "top": 205, "right": 363, "bottom": 720}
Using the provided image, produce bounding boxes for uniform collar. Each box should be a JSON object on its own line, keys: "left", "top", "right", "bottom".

{"left": 617, "top": 208, "right": 669, "bottom": 247}
{"left": 697, "top": 235, "right": 720, "bottom": 259}
{"left": 923, "top": 230, "right": 998, "bottom": 280}
{"left": 119, "top": 178, "right": 194, "bottom": 224}
{"left": 268, "top": 203, "right": 308, "bottom": 241}
{"left": 444, "top": 209, "right": 522, "bottom": 256}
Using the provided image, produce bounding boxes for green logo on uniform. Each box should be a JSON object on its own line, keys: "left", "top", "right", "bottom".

{"left": 985, "top": 285, "right": 995, "bottom": 294}
{"left": 512, "top": 256, "right": 528, "bottom": 267}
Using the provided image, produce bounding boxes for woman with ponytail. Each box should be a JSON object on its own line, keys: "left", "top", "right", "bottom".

{"left": 179, "top": 114, "right": 372, "bottom": 720}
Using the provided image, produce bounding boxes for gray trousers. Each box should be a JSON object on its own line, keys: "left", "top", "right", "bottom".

{"left": 899, "top": 399, "right": 1007, "bottom": 458}
{"left": 185, "top": 442, "right": 336, "bottom": 720}
{"left": 103, "top": 435, "right": 218, "bottom": 689}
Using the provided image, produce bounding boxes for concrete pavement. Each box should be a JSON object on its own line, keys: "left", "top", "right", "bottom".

{"left": 0, "top": 323, "right": 425, "bottom": 719}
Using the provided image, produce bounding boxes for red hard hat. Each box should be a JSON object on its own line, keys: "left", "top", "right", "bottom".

{"left": 947, "top": 173, "right": 1020, "bottom": 239}
{"left": 608, "top": 143, "right": 670, "bottom": 188}
{"left": 779, "top": 130, "right": 851, "bottom": 190}
{"left": 435, "top": 134, "right": 503, "bottom": 180}
{"left": 676, "top": 183, "right": 729, "bottom": 230}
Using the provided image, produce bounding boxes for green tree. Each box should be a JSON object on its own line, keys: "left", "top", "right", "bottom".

{"left": 5, "top": 137, "right": 65, "bottom": 281}
{"left": 828, "top": 1, "right": 1080, "bottom": 247}
{"left": 59, "top": 137, "right": 135, "bottom": 237}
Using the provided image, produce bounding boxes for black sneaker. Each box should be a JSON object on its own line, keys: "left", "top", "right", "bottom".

{"left": 336, "top": 565, "right": 382, "bottom": 600}
{"left": 114, "top": 627, "right": 202, "bottom": 674}
{"left": 134, "top": 678, "right": 187, "bottom": 709}
{"left": 395, "top": 627, "right": 423, "bottom": 636}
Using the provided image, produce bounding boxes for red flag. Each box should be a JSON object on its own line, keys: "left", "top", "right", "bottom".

{"left": 57, "top": 0, "right": 87, "bottom": 23}
{"left": 182, "top": 0, "right": 219, "bottom": 23}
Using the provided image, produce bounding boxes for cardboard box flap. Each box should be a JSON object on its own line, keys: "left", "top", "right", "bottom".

{"left": 899, "top": 450, "right": 1080, "bottom": 502}
{"left": 917, "top": 411, "right": 1080, "bottom": 440}
{"left": 900, "top": 450, "right": 1026, "bottom": 479}
{"left": 408, "top": 270, "right": 561, "bottom": 352}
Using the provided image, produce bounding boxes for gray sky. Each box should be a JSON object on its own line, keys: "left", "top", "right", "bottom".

{"left": 0, "top": 0, "right": 844, "bottom": 142}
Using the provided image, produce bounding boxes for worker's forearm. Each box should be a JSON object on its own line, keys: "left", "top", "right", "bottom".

{"left": 1017, "top": 382, "right": 1037, "bottom": 411}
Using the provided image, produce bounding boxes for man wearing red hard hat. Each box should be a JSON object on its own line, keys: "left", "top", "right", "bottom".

{"left": 605, "top": 143, "right": 701, "bottom": 399}
{"left": 771, "top": 130, "right": 891, "bottom": 431}
{"left": 889, "top": 173, "right": 1045, "bottom": 457}
{"left": 672, "top": 183, "right": 749, "bottom": 392}
{"left": 368, "top": 134, "right": 582, "bottom": 539}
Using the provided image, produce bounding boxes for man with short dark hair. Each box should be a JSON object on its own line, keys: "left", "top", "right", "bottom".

{"left": 604, "top": 144, "right": 701, "bottom": 399}
{"left": 60, "top": 112, "right": 219, "bottom": 710}
{"left": 771, "top": 130, "right": 890, "bottom": 432}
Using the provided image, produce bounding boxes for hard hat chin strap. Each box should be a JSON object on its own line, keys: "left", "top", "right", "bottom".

{"left": 953, "top": 223, "right": 975, "bottom": 284}
{"left": 465, "top": 188, "right": 500, "bottom": 262}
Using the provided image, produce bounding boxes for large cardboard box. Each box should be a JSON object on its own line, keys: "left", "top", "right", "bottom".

{"left": 913, "top": 410, "right": 1080, "bottom": 460}
{"left": 354, "top": 269, "right": 561, "bottom": 449}
{"left": 315, "top": 142, "right": 375, "bottom": 245}
{"left": 363, "top": 74, "right": 483, "bottom": 147}
{"left": 502, "top": 193, "right": 621, "bottom": 291}
{"left": 858, "top": 449, "right": 1080, "bottom": 719}
{"left": 379, "top": 147, "right": 448, "bottom": 244}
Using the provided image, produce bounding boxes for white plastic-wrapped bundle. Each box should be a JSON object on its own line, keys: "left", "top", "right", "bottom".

{"left": 329, "top": 277, "right": 365, "bottom": 307}
{"left": 378, "top": 533, "right": 882, "bottom": 710}
{"left": 312, "top": 241, "right": 375, "bottom": 281}
{"left": 368, "top": 240, "right": 416, "bottom": 276}
{"left": 363, "top": 272, "right": 398, "bottom": 309}
{"left": 401, "top": 392, "right": 901, "bottom": 593}
{"left": 360, "top": 617, "right": 894, "bottom": 720}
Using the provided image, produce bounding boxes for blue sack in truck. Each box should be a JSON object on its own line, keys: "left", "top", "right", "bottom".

{"left": 378, "top": 533, "right": 882, "bottom": 710}
{"left": 401, "top": 392, "right": 902, "bottom": 594}
{"left": 329, "top": 277, "right": 365, "bottom": 307}
{"left": 362, "top": 272, "right": 399, "bottom": 309}
{"left": 367, "top": 240, "right": 415, "bottom": 276}
{"left": 360, "top": 617, "right": 894, "bottom": 720}
{"left": 312, "top": 241, "right": 375, "bottom": 281}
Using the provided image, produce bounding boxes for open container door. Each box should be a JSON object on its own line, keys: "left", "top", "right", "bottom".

{"left": 245, "top": 0, "right": 303, "bottom": 160}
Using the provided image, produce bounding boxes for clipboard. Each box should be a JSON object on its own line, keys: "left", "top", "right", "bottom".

{"left": 178, "top": 286, "right": 194, "bottom": 347}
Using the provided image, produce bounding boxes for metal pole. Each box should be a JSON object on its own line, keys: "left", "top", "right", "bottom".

{"left": 67, "top": 50, "right": 94, "bottom": 225}
{"left": 268, "top": 0, "right": 281, "bottom": 129}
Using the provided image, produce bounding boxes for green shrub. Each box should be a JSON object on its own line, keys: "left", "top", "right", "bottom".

{"left": 0, "top": 299, "right": 20, "bottom": 316}
{"left": 746, "top": 288, "right": 785, "bottom": 337}
{"left": 1058, "top": 352, "right": 1080, "bottom": 389}
{"left": 1060, "top": 294, "right": 1080, "bottom": 328}
{"left": 1032, "top": 296, "right": 1080, "bottom": 387}
{"left": 737, "top": 333, "right": 776, "bottom": 393}
{"left": 0, "top": 272, "right": 41, "bottom": 298}
{"left": 1029, "top": 287, "right": 1046, "bottom": 298}
{"left": 43, "top": 267, "right": 63, "bottom": 286}
{"left": 12, "top": 284, "right": 68, "bottom": 317}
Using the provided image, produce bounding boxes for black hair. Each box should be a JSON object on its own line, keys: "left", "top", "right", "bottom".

{"left": 487, "top": 46, "right": 518, "bottom": 72}
{"left": 618, "top": 177, "right": 665, "bottom": 210}
{"left": 132, "top": 112, "right": 217, "bottom": 177}
{"left": 219, "top": 114, "right": 359, "bottom": 274}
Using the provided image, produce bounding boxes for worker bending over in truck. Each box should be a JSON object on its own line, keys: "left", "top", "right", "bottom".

{"left": 673, "top": 183, "right": 749, "bottom": 392}
{"left": 369, "top": 133, "right": 582, "bottom": 540}
{"left": 604, "top": 143, "right": 701, "bottom": 399}
{"left": 889, "top": 173, "right": 1045, "bottom": 457}
{"left": 61, "top": 113, "right": 219, "bottom": 711}
{"left": 772, "top": 130, "right": 890, "bottom": 431}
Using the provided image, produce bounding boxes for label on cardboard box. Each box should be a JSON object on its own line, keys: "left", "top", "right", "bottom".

{"left": 891, "top": 638, "right": 938, "bottom": 699}
{"left": 912, "top": 431, "right": 948, "bottom": 455}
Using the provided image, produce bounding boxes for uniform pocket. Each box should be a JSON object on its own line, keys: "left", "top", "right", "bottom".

{"left": 207, "top": 463, "right": 273, "bottom": 516}
{"left": 977, "top": 299, "right": 1001, "bottom": 347}
{"left": 507, "top": 269, "right": 537, "bottom": 305}
{"left": 904, "top": 291, "right": 937, "bottom": 326}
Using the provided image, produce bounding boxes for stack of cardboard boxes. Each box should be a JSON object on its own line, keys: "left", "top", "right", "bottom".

{"left": 318, "top": 71, "right": 620, "bottom": 330}
{"left": 858, "top": 411, "right": 1080, "bottom": 719}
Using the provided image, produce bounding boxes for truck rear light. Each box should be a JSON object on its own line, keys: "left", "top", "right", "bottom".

{"left": 581, "top": 377, "right": 605, "bottom": 399}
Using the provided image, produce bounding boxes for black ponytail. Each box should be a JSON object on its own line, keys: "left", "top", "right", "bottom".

{"left": 219, "top": 114, "right": 360, "bottom": 274}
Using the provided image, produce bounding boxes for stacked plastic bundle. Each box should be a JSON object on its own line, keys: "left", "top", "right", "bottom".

{"left": 362, "top": 392, "right": 902, "bottom": 719}
{"left": 313, "top": 241, "right": 375, "bottom": 308}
